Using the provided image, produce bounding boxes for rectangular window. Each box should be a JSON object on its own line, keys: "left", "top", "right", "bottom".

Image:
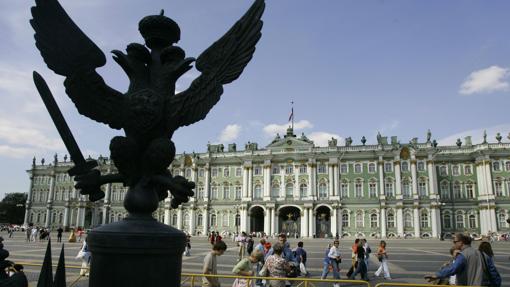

{"left": 355, "top": 182, "right": 363, "bottom": 198}
{"left": 272, "top": 166, "right": 280, "bottom": 174}
{"left": 354, "top": 164, "right": 362, "bottom": 173}
{"left": 495, "top": 182, "right": 503, "bottom": 197}
{"left": 418, "top": 182, "right": 427, "bottom": 196}
{"left": 223, "top": 167, "right": 230, "bottom": 177}
{"left": 223, "top": 186, "right": 230, "bottom": 199}
{"left": 464, "top": 165, "right": 472, "bottom": 175}
{"left": 385, "top": 182, "right": 394, "bottom": 197}
{"left": 211, "top": 168, "right": 218, "bottom": 177}
{"left": 235, "top": 186, "right": 242, "bottom": 199}
{"left": 318, "top": 164, "right": 327, "bottom": 174}
{"left": 368, "top": 163, "right": 376, "bottom": 173}
{"left": 254, "top": 166, "right": 262, "bottom": 176}
{"left": 285, "top": 165, "right": 293, "bottom": 174}
{"left": 199, "top": 169, "right": 204, "bottom": 177}
{"left": 340, "top": 164, "right": 348, "bottom": 174}
{"left": 299, "top": 165, "right": 307, "bottom": 174}
{"left": 452, "top": 165, "right": 460, "bottom": 176}
{"left": 341, "top": 183, "right": 349, "bottom": 198}
{"left": 236, "top": 167, "right": 242, "bottom": 177}
{"left": 417, "top": 161, "right": 425, "bottom": 172}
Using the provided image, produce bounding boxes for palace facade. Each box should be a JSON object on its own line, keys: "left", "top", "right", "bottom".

{"left": 24, "top": 128, "right": 510, "bottom": 238}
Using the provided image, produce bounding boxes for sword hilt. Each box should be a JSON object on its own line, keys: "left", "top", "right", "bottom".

{"left": 68, "top": 160, "right": 105, "bottom": 202}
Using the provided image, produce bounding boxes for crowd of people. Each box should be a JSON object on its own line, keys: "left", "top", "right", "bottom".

{"left": 201, "top": 231, "right": 505, "bottom": 287}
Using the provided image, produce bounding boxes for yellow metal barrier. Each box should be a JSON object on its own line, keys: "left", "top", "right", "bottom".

{"left": 181, "top": 273, "right": 370, "bottom": 287}
{"left": 14, "top": 261, "right": 88, "bottom": 287}
{"left": 375, "top": 283, "right": 480, "bottom": 287}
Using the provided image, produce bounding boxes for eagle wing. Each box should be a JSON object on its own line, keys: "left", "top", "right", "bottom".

{"left": 168, "top": 0, "right": 264, "bottom": 129}
{"left": 31, "top": 0, "right": 125, "bottom": 129}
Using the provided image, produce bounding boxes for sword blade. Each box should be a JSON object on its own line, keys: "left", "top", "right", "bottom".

{"left": 32, "top": 71, "right": 95, "bottom": 174}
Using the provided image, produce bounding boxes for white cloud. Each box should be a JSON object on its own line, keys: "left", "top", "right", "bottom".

{"left": 438, "top": 123, "right": 510, "bottom": 145}
{"left": 308, "top": 132, "right": 343, "bottom": 147}
{"left": 263, "top": 120, "right": 313, "bottom": 136}
{"left": 218, "top": 124, "right": 241, "bottom": 142}
{"left": 0, "top": 145, "right": 36, "bottom": 159}
{"left": 459, "top": 65, "right": 510, "bottom": 95}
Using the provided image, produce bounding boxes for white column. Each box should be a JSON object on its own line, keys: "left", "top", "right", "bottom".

{"left": 24, "top": 172, "right": 35, "bottom": 226}
{"left": 204, "top": 164, "right": 211, "bottom": 201}
{"left": 397, "top": 208, "right": 404, "bottom": 236}
{"left": 303, "top": 208, "right": 309, "bottom": 237}
{"left": 427, "top": 158, "right": 438, "bottom": 195}
{"left": 328, "top": 164, "right": 334, "bottom": 197}
{"left": 380, "top": 208, "right": 387, "bottom": 238}
{"left": 413, "top": 207, "right": 420, "bottom": 237}
{"left": 309, "top": 210, "right": 315, "bottom": 237}
{"left": 300, "top": 209, "right": 307, "bottom": 237}
{"left": 337, "top": 208, "right": 343, "bottom": 237}
{"left": 270, "top": 208, "right": 276, "bottom": 236}
{"left": 242, "top": 166, "right": 249, "bottom": 198}
{"left": 202, "top": 208, "right": 208, "bottom": 235}
{"left": 177, "top": 208, "right": 183, "bottom": 230}
{"left": 309, "top": 161, "right": 317, "bottom": 199}
{"left": 190, "top": 167, "right": 198, "bottom": 202}
{"left": 248, "top": 167, "right": 253, "bottom": 199}
{"left": 63, "top": 201, "right": 70, "bottom": 229}
{"left": 378, "top": 161, "right": 385, "bottom": 196}
{"left": 294, "top": 165, "right": 300, "bottom": 199}
{"left": 331, "top": 207, "right": 337, "bottom": 237}
{"left": 263, "top": 162, "right": 271, "bottom": 200}
{"left": 264, "top": 208, "right": 270, "bottom": 235}
{"left": 431, "top": 207, "right": 438, "bottom": 238}
{"left": 411, "top": 160, "right": 418, "bottom": 197}
{"left": 333, "top": 164, "right": 339, "bottom": 198}
{"left": 240, "top": 208, "right": 247, "bottom": 233}
{"left": 45, "top": 174, "right": 56, "bottom": 227}
{"left": 280, "top": 172, "right": 285, "bottom": 199}
{"left": 395, "top": 161, "right": 402, "bottom": 196}
{"left": 164, "top": 199, "right": 171, "bottom": 225}
{"left": 102, "top": 182, "right": 112, "bottom": 224}
{"left": 189, "top": 208, "right": 196, "bottom": 235}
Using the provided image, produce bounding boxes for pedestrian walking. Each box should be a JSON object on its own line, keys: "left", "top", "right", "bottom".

{"left": 374, "top": 240, "right": 391, "bottom": 280}
{"left": 320, "top": 244, "right": 332, "bottom": 279}
{"left": 254, "top": 239, "right": 266, "bottom": 287}
{"left": 247, "top": 235, "right": 255, "bottom": 256}
{"left": 327, "top": 240, "right": 342, "bottom": 286}
{"left": 25, "top": 227, "right": 31, "bottom": 242}
{"left": 232, "top": 250, "right": 264, "bottom": 287}
{"left": 68, "top": 228, "right": 76, "bottom": 243}
{"left": 349, "top": 239, "right": 368, "bottom": 281}
{"left": 236, "top": 232, "right": 248, "bottom": 262}
{"left": 294, "top": 241, "right": 308, "bottom": 276}
{"left": 56, "top": 227, "right": 63, "bottom": 243}
{"left": 184, "top": 235, "right": 192, "bottom": 256}
{"left": 261, "top": 242, "right": 289, "bottom": 287}
{"left": 425, "top": 233, "right": 485, "bottom": 286}
{"left": 362, "top": 239, "right": 371, "bottom": 270}
{"left": 76, "top": 240, "right": 91, "bottom": 276}
{"left": 203, "top": 240, "right": 227, "bottom": 287}
{"left": 478, "top": 241, "right": 502, "bottom": 287}
{"left": 346, "top": 239, "right": 359, "bottom": 278}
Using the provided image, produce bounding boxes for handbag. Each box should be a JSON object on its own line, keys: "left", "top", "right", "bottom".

{"left": 377, "top": 254, "right": 383, "bottom": 262}
{"left": 299, "top": 262, "right": 307, "bottom": 275}
{"left": 232, "top": 278, "right": 250, "bottom": 287}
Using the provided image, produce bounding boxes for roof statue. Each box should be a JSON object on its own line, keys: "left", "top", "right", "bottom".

{"left": 496, "top": 132, "right": 502, "bottom": 143}
{"left": 483, "top": 130, "right": 487, "bottom": 144}
{"left": 376, "top": 131, "right": 382, "bottom": 145}
{"left": 30, "top": 0, "right": 265, "bottom": 213}
{"left": 426, "top": 129, "right": 431, "bottom": 143}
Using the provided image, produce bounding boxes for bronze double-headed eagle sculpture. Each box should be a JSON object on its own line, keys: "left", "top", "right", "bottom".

{"left": 31, "top": 0, "right": 265, "bottom": 214}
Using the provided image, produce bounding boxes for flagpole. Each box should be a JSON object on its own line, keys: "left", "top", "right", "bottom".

{"left": 291, "top": 101, "right": 294, "bottom": 130}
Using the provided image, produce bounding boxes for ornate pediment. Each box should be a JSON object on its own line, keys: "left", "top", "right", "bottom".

{"left": 266, "top": 127, "right": 314, "bottom": 149}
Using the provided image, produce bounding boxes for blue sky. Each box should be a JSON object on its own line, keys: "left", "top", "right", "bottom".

{"left": 0, "top": 0, "right": 509, "bottom": 199}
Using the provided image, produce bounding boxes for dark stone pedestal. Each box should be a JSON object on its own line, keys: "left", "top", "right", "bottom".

{"left": 87, "top": 215, "right": 185, "bottom": 287}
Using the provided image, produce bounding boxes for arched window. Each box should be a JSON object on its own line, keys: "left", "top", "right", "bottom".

{"left": 285, "top": 183, "right": 294, "bottom": 197}
{"left": 223, "top": 185, "right": 231, "bottom": 199}
{"left": 420, "top": 211, "right": 429, "bottom": 228}
{"left": 494, "top": 181, "right": 503, "bottom": 197}
{"left": 199, "top": 168, "right": 205, "bottom": 177}
{"left": 299, "top": 184, "right": 307, "bottom": 198}
{"left": 222, "top": 213, "right": 229, "bottom": 226}
{"left": 369, "top": 181, "right": 377, "bottom": 198}
{"left": 355, "top": 180, "right": 363, "bottom": 198}
{"left": 370, "top": 213, "right": 378, "bottom": 228}
{"left": 354, "top": 164, "right": 362, "bottom": 173}
{"left": 493, "top": 161, "right": 500, "bottom": 171}
{"left": 439, "top": 166, "right": 447, "bottom": 176}
{"left": 211, "top": 186, "right": 218, "bottom": 199}
{"left": 368, "top": 163, "right": 376, "bottom": 173}
{"left": 197, "top": 186, "right": 204, "bottom": 199}
{"left": 469, "top": 215, "right": 476, "bottom": 229}
{"left": 172, "top": 214, "right": 178, "bottom": 226}
{"left": 197, "top": 214, "right": 203, "bottom": 226}
{"left": 183, "top": 214, "right": 190, "bottom": 227}
{"left": 456, "top": 213, "right": 464, "bottom": 229}
{"left": 387, "top": 212, "right": 395, "bottom": 228}
{"left": 440, "top": 182, "right": 449, "bottom": 199}
{"left": 235, "top": 214, "right": 241, "bottom": 227}
{"left": 223, "top": 167, "right": 230, "bottom": 177}
{"left": 340, "top": 181, "right": 349, "bottom": 198}
{"left": 404, "top": 213, "right": 413, "bottom": 228}
{"left": 385, "top": 180, "right": 394, "bottom": 197}
{"left": 356, "top": 211, "right": 364, "bottom": 227}
{"left": 498, "top": 213, "right": 507, "bottom": 228}
{"left": 453, "top": 182, "right": 461, "bottom": 198}
{"left": 402, "top": 180, "right": 411, "bottom": 198}
{"left": 443, "top": 213, "right": 452, "bottom": 229}
{"left": 235, "top": 186, "right": 242, "bottom": 199}
{"left": 342, "top": 211, "right": 349, "bottom": 227}
{"left": 418, "top": 179, "right": 428, "bottom": 197}
{"left": 271, "top": 184, "right": 280, "bottom": 198}
{"left": 185, "top": 168, "right": 192, "bottom": 178}
{"left": 318, "top": 183, "right": 328, "bottom": 199}
{"left": 466, "top": 183, "right": 474, "bottom": 198}
{"left": 452, "top": 165, "right": 459, "bottom": 176}
{"left": 254, "top": 185, "right": 262, "bottom": 199}
{"left": 210, "top": 214, "right": 217, "bottom": 226}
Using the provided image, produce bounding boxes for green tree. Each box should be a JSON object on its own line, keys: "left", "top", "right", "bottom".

{"left": 0, "top": 192, "right": 27, "bottom": 224}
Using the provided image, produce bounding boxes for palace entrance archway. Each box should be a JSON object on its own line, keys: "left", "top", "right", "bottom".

{"left": 278, "top": 206, "right": 300, "bottom": 238}
{"left": 250, "top": 206, "right": 264, "bottom": 233}
{"left": 315, "top": 206, "right": 331, "bottom": 238}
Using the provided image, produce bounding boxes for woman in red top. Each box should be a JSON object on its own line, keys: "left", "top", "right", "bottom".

{"left": 374, "top": 240, "right": 391, "bottom": 279}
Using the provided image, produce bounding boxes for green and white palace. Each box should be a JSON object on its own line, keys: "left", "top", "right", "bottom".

{"left": 23, "top": 128, "right": 510, "bottom": 238}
